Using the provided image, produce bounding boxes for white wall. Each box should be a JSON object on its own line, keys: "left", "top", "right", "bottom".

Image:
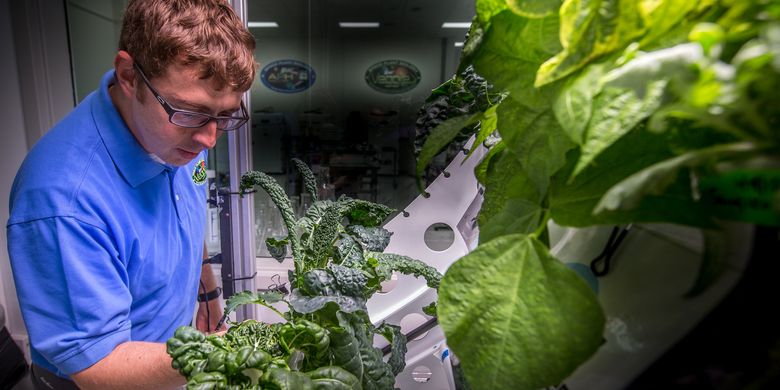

{"left": 0, "top": 0, "right": 32, "bottom": 345}
{"left": 67, "top": 0, "right": 126, "bottom": 102}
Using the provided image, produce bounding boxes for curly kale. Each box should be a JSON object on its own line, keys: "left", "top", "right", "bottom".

{"left": 172, "top": 160, "right": 444, "bottom": 389}
{"left": 414, "top": 66, "right": 503, "bottom": 186}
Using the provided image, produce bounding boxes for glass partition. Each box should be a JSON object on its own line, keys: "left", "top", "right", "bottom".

{"left": 246, "top": 0, "right": 475, "bottom": 259}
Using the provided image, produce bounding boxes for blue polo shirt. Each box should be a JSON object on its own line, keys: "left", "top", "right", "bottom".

{"left": 7, "top": 70, "right": 208, "bottom": 378}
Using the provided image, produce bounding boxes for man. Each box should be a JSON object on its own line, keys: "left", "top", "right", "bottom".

{"left": 6, "top": 0, "right": 256, "bottom": 388}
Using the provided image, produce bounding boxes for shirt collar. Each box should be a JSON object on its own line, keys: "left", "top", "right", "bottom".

{"left": 92, "top": 70, "right": 172, "bottom": 188}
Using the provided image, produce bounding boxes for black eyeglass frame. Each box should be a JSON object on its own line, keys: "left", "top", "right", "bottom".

{"left": 132, "top": 62, "right": 249, "bottom": 131}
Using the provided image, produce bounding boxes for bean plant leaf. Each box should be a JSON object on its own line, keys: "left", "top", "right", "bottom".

{"left": 549, "top": 126, "right": 715, "bottom": 227}
{"left": 478, "top": 147, "right": 545, "bottom": 243}
{"left": 552, "top": 62, "right": 607, "bottom": 145}
{"left": 594, "top": 142, "right": 760, "bottom": 214}
{"left": 507, "top": 0, "right": 562, "bottom": 18}
{"left": 535, "top": 0, "right": 646, "bottom": 86}
{"left": 570, "top": 78, "right": 669, "bottom": 179}
{"left": 497, "top": 100, "right": 576, "bottom": 196}
{"left": 438, "top": 234, "right": 605, "bottom": 390}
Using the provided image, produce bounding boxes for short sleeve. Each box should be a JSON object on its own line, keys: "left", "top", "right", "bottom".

{"left": 7, "top": 216, "right": 132, "bottom": 374}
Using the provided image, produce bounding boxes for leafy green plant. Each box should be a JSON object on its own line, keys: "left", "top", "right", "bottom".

{"left": 415, "top": 1, "right": 780, "bottom": 389}
{"left": 167, "top": 159, "right": 442, "bottom": 389}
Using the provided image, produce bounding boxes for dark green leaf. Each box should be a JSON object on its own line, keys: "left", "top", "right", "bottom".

{"left": 307, "top": 203, "right": 342, "bottom": 268}
{"left": 373, "top": 252, "right": 442, "bottom": 289}
{"left": 329, "top": 263, "right": 369, "bottom": 298}
{"left": 262, "top": 367, "right": 314, "bottom": 390}
{"left": 266, "top": 237, "right": 289, "bottom": 262}
{"left": 685, "top": 229, "right": 728, "bottom": 297}
{"left": 292, "top": 158, "right": 318, "bottom": 201}
{"left": 307, "top": 366, "right": 362, "bottom": 390}
{"left": 438, "top": 234, "right": 605, "bottom": 390}
{"left": 339, "top": 197, "right": 394, "bottom": 227}
{"left": 375, "top": 322, "right": 408, "bottom": 376}
{"left": 346, "top": 226, "right": 392, "bottom": 252}
{"left": 335, "top": 235, "right": 365, "bottom": 268}
{"left": 289, "top": 289, "right": 367, "bottom": 314}
{"left": 241, "top": 171, "right": 302, "bottom": 264}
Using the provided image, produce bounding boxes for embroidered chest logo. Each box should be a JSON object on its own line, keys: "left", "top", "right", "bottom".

{"left": 192, "top": 159, "right": 207, "bottom": 185}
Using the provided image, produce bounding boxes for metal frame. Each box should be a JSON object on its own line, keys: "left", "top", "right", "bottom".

{"left": 220, "top": 0, "right": 257, "bottom": 322}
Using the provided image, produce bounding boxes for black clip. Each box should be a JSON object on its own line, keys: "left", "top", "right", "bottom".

{"left": 589, "top": 225, "right": 632, "bottom": 277}
{"left": 231, "top": 272, "right": 258, "bottom": 282}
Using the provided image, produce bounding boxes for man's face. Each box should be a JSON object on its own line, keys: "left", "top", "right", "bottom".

{"left": 129, "top": 63, "right": 245, "bottom": 166}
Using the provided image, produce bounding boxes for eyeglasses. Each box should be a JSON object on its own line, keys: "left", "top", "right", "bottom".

{"left": 133, "top": 62, "right": 248, "bottom": 131}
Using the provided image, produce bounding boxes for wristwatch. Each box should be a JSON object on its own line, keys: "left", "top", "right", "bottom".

{"left": 197, "top": 287, "right": 222, "bottom": 302}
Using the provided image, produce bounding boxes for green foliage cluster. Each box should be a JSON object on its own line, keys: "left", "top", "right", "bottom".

{"left": 414, "top": 1, "right": 780, "bottom": 389}
{"left": 168, "top": 159, "right": 442, "bottom": 389}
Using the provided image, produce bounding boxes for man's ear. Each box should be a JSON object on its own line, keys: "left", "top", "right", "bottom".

{"left": 113, "top": 50, "right": 137, "bottom": 98}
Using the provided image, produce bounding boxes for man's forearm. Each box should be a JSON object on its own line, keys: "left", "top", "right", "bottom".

{"left": 71, "top": 341, "right": 185, "bottom": 390}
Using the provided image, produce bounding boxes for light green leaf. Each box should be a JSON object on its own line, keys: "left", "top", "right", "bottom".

{"left": 478, "top": 148, "right": 545, "bottom": 243}
{"left": 571, "top": 79, "right": 668, "bottom": 179}
{"left": 507, "top": 0, "right": 562, "bottom": 18}
{"left": 497, "top": 99, "right": 576, "bottom": 196}
{"left": 638, "top": 0, "right": 709, "bottom": 47}
{"left": 549, "top": 126, "right": 715, "bottom": 227}
{"left": 475, "top": 0, "right": 510, "bottom": 25}
{"left": 536, "top": 0, "right": 646, "bottom": 86}
{"left": 473, "top": 10, "right": 561, "bottom": 108}
{"left": 438, "top": 234, "right": 605, "bottom": 390}
{"left": 467, "top": 104, "right": 499, "bottom": 160}
{"left": 594, "top": 142, "right": 759, "bottom": 214}
{"left": 552, "top": 62, "right": 607, "bottom": 145}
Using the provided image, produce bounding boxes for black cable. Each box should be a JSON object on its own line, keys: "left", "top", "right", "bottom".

{"left": 590, "top": 225, "right": 632, "bottom": 277}
{"left": 200, "top": 280, "right": 210, "bottom": 333}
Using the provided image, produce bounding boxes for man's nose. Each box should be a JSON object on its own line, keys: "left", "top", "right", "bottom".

{"left": 192, "top": 119, "right": 219, "bottom": 149}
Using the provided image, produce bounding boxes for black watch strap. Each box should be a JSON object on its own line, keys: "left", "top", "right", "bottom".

{"left": 197, "top": 287, "right": 222, "bottom": 302}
